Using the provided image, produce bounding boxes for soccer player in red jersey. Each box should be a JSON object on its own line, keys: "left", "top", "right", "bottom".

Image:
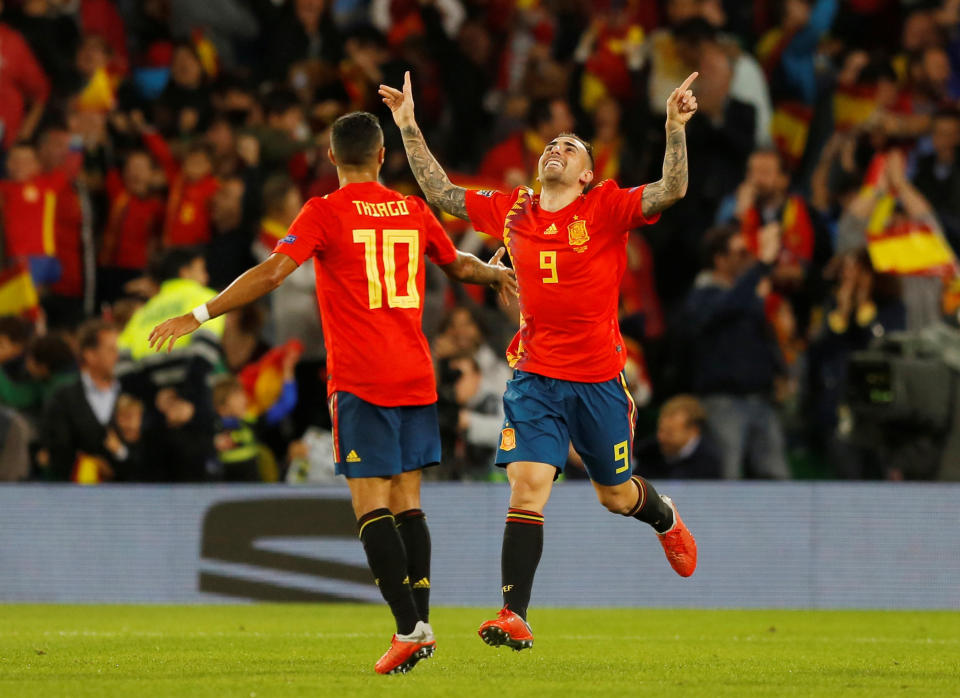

{"left": 380, "top": 72, "right": 700, "bottom": 650}
{"left": 147, "top": 112, "right": 516, "bottom": 674}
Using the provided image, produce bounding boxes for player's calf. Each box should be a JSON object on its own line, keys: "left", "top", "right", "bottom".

{"left": 624, "top": 476, "right": 698, "bottom": 577}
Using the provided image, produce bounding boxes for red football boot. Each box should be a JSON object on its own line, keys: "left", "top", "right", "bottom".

{"left": 657, "top": 495, "right": 697, "bottom": 577}
{"left": 478, "top": 607, "right": 534, "bottom": 651}
{"left": 374, "top": 621, "right": 436, "bottom": 675}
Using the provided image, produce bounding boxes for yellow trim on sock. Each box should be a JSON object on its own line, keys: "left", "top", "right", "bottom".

{"left": 358, "top": 513, "right": 394, "bottom": 538}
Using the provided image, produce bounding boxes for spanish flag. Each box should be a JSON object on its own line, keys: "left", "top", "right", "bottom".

{"left": 0, "top": 263, "right": 40, "bottom": 320}
{"left": 833, "top": 83, "right": 878, "bottom": 132}
{"left": 191, "top": 29, "right": 219, "bottom": 78}
{"left": 237, "top": 339, "right": 303, "bottom": 416}
{"left": 865, "top": 196, "right": 956, "bottom": 276}
{"left": 741, "top": 195, "right": 814, "bottom": 263}
{"left": 770, "top": 101, "right": 813, "bottom": 170}
{"left": 75, "top": 67, "right": 118, "bottom": 112}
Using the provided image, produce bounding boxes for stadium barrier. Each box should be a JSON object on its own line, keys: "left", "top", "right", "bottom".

{"left": 1, "top": 482, "right": 957, "bottom": 609}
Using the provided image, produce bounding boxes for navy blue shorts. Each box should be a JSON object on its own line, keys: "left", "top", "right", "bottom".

{"left": 328, "top": 392, "right": 441, "bottom": 478}
{"left": 495, "top": 370, "right": 637, "bottom": 486}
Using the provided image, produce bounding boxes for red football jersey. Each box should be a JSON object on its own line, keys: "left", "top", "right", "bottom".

{"left": 465, "top": 179, "right": 660, "bottom": 382}
{"left": 273, "top": 181, "right": 458, "bottom": 406}
{"left": 0, "top": 172, "right": 68, "bottom": 258}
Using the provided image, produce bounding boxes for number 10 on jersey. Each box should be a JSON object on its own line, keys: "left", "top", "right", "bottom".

{"left": 353, "top": 229, "right": 420, "bottom": 309}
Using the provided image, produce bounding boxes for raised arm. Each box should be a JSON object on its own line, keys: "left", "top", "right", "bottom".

{"left": 148, "top": 253, "right": 298, "bottom": 353}
{"left": 379, "top": 72, "right": 470, "bottom": 220}
{"left": 642, "top": 72, "right": 698, "bottom": 219}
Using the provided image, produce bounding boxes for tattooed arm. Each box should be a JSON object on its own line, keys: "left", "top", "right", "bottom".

{"left": 399, "top": 122, "right": 470, "bottom": 220}
{"left": 379, "top": 72, "right": 471, "bottom": 220}
{"left": 642, "top": 72, "right": 699, "bottom": 219}
{"left": 642, "top": 128, "right": 689, "bottom": 217}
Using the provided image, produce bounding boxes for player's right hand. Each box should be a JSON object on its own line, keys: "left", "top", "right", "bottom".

{"left": 489, "top": 247, "right": 518, "bottom": 307}
{"left": 149, "top": 313, "right": 200, "bottom": 354}
{"left": 378, "top": 71, "right": 416, "bottom": 128}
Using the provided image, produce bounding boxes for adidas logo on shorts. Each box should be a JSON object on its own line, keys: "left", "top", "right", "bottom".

{"left": 346, "top": 450, "right": 361, "bottom": 463}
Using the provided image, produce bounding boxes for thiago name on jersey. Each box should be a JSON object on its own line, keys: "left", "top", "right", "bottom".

{"left": 352, "top": 200, "right": 411, "bottom": 217}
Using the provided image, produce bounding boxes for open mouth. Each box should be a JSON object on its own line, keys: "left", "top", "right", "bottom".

{"left": 544, "top": 158, "right": 563, "bottom": 169}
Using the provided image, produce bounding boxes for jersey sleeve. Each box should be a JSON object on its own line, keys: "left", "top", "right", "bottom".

{"left": 464, "top": 188, "right": 518, "bottom": 240}
{"left": 415, "top": 198, "right": 458, "bottom": 266}
{"left": 272, "top": 197, "right": 328, "bottom": 265}
{"left": 597, "top": 180, "right": 661, "bottom": 232}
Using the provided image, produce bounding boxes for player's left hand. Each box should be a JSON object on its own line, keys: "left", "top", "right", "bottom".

{"left": 149, "top": 313, "right": 200, "bottom": 353}
{"left": 665, "top": 72, "right": 699, "bottom": 130}
{"left": 488, "top": 247, "right": 518, "bottom": 306}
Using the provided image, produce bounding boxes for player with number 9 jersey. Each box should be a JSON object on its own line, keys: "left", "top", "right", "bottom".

{"left": 465, "top": 180, "right": 659, "bottom": 383}
{"left": 381, "top": 71, "right": 700, "bottom": 651}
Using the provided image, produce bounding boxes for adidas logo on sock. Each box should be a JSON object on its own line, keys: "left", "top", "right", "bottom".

{"left": 412, "top": 577, "right": 430, "bottom": 589}
{"left": 346, "top": 450, "right": 361, "bottom": 462}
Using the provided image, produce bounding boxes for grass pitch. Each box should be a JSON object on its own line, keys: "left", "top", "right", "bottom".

{"left": 0, "top": 605, "right": 957, "bottom": 697}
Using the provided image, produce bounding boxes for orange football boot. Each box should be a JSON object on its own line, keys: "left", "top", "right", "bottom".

{"left": 374, "top": 621, "right": 436, "bottom": 675}
{"left": 657, "top": 495, "right": 697, "bottom": 577}
{"left": 478, "top": 607, "right": 534, "bottom": 651}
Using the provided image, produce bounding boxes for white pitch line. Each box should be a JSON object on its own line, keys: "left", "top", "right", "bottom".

{"left": 0, "top": 631, "right": 955, "bottom": 645}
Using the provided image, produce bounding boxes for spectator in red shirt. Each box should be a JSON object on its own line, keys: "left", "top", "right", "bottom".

{"left": 36, "top": 127, "right": 88, "bottom": 327}
{"left": 0, "top": 139, "right": 80, "bottom": 287}
{"left": 97, "top": 151, "right": 165, "bottom": 305}
{"left": 140, "top": 124, "right": 219, "bottom": 249}
{"left": 0, "top": 2, "right": 50, "bottom": 152}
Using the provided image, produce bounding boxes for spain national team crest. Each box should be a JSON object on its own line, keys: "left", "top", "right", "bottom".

{"left": 567, "top": 219, "right": 589, "bottom": 249}
{"left": 500, "top": 427, "right": 517, "bottom": 451}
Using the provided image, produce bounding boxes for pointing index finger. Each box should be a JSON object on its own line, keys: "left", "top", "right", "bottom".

{"left": 678, "top": 71, "right": 699, "bottom": 93}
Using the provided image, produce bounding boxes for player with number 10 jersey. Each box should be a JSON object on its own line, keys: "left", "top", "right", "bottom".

{"left": 147, "top": 112, "right": 515, "bottom": 675}
{"left": 275, "top": 181, "right": 456, "bottom": 406}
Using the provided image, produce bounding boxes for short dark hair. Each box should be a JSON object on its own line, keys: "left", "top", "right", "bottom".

{"left": 263, "top": 88, "right": 301, "bottom": 119}
{"left": 702, "top": 224, "right": 739, "bottom": 270}
{"left": 661, "top": 394, "right": 707, "bottom": 428}
{"left": 77, "top": 319, "right": 116, "bottom": 355}
{"left": 262, "top": 175, "right": 297, "bottom": 215}
{"left": 184, "top": 141, "right": 213, "bottom": 161}
{"left": 750, "top": 147, "right": 788, "bottom": 174}
{"left": 212, "top": 374, "right": 243, "bottom": 408}
{"left": 672, "top": 17, "right": 718, "bottom": 45}
{"left": 528, "top": 99, "right": 557, "bottom": 129}
{"left": 26, "top": 334, "right": 75, "bottom": 373}
{"left": 156, "top": 246, "right": 204, "bottom": 282}
{"left": 330, "top": 112, "right": 383, "bottom": 166}
{"left": 0, "top": 316, "right": 33, "bottom": 345}
{"left": 555, "top": 131, "right": 595, "bottom": 170}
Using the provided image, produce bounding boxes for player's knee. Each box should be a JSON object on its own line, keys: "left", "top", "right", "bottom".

{"left": 597, "top": 488, "right": 633, "bottom": 515}
{"left": 509, "top": 477, "right": 549, "bottom": 510}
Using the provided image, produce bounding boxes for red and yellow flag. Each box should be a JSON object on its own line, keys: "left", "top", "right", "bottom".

{"left": 865, "top": 196, "right": 956, "bottom": 276}
{"left": 0, "top": 263, "right": 40, "bottom": 319}
{"left": 770, "top": 101, "right": 813, "bottom": 170}
{"left": 237, "top": 339, "right": 303, "bottom": 416}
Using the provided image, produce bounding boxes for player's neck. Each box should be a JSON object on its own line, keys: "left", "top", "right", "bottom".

{"left": 538, "top": 182, "right": 584, "bottom": 212}
{"left": 337, "top": 167, "right": 380, "bottom": 187}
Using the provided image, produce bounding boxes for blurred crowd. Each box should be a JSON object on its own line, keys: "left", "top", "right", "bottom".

{"left": 2, "top": 0, "right": 960, "bottom": 483}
